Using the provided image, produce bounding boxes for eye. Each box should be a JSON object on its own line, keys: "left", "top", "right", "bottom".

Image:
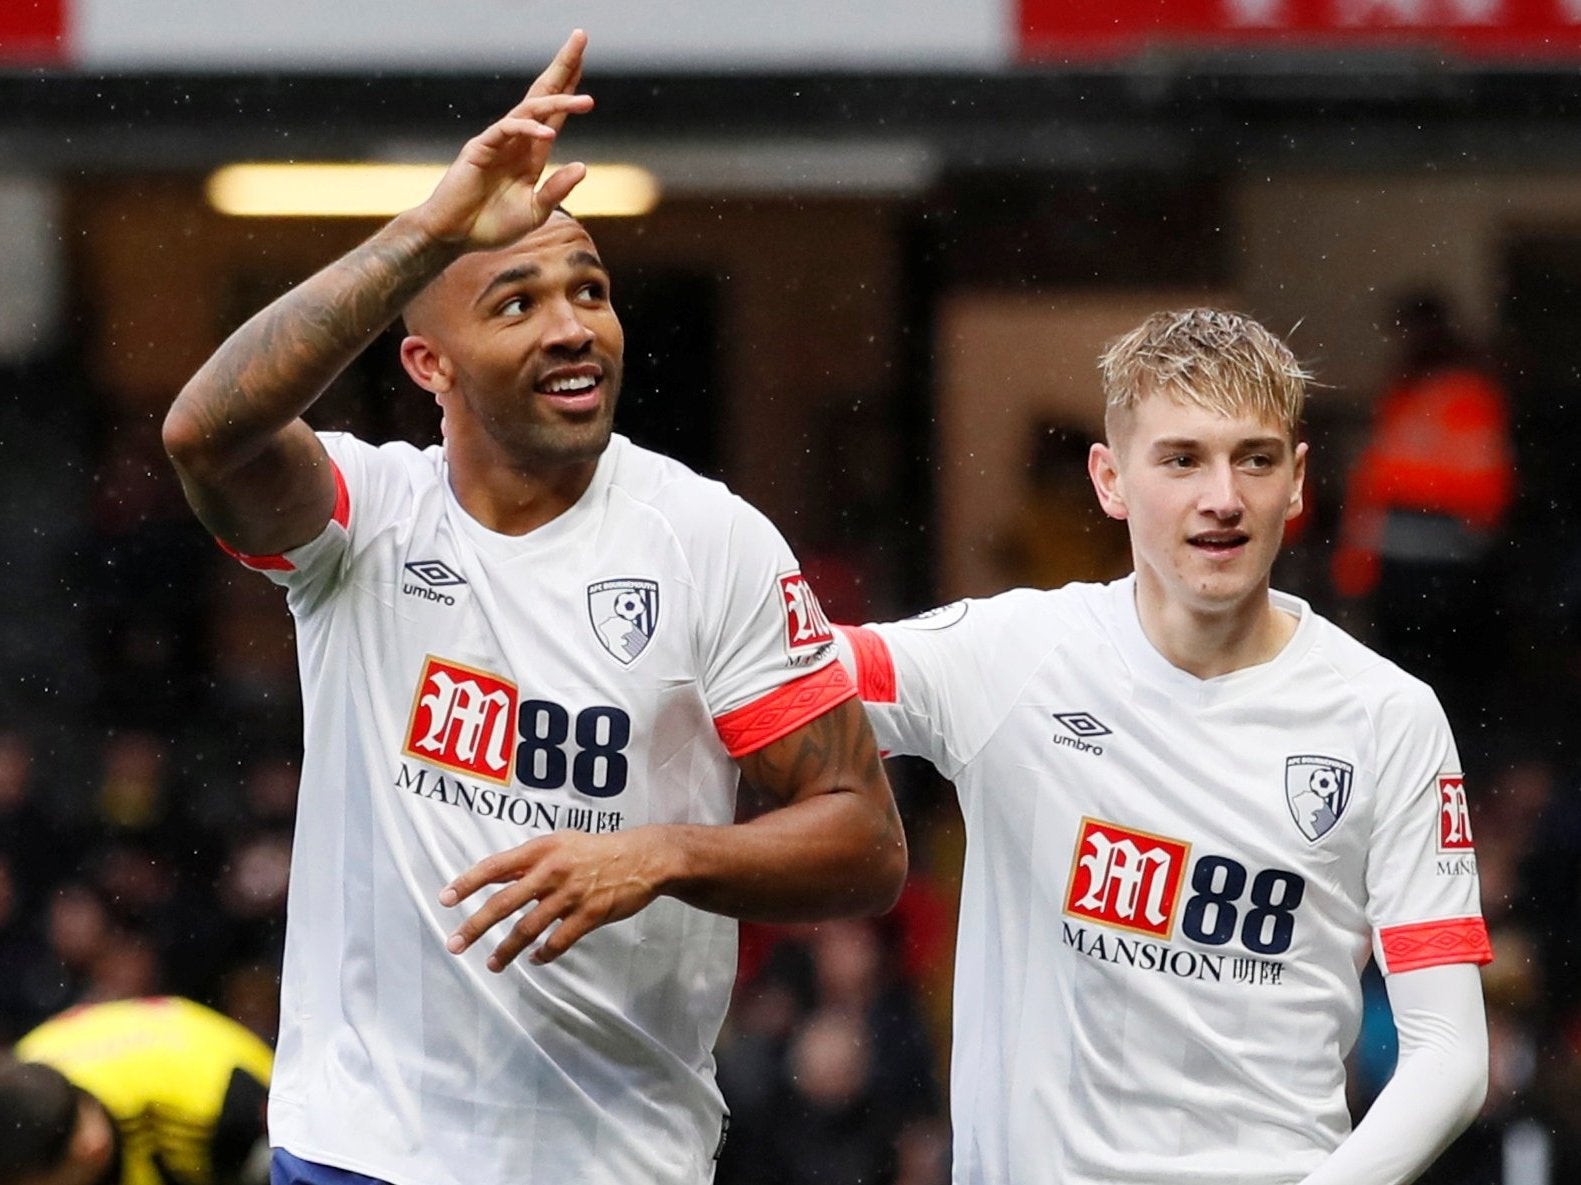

{"left": 1241, "top": 453, "right": 1277, "bottom": 471}
{"left": 500, "top": 295, "right": 530, "bottom": 316}
{"left": 1163, "top": 454, "right": 1195, "bottom": 470}
{"left": 575, "top": 280, "right": 608, "bottom": 303}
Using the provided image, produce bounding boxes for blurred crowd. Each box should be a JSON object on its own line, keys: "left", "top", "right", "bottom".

{"left": 5, "top": 286, "right": 1581, "bottom": 1183}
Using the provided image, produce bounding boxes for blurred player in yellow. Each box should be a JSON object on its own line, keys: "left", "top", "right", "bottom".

{"left": 0, "top": 997, "right": 273, "bottom": 1185}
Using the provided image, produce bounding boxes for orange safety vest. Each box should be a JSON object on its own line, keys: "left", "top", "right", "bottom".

{"left": 1332, "top": 365, "right": 1515, "bottom": 598}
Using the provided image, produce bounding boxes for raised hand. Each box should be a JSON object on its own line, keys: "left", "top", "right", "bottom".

{"left": 414, "top": 29, "right": 595, "bottom": 250}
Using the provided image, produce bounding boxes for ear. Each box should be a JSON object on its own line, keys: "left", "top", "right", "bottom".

{"left": 400, "top": 334, "right": 451, "bottom": 397}
{"left": 1089, "top": 442, "right": 1128, "bottom": 521}
{"left": 1286, "top": 440, "right": 1309, "bottom": 522}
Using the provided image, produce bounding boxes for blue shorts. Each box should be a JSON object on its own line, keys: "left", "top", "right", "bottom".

{"left": 270, "top": 1149, "right": 395, "bottom": 1185}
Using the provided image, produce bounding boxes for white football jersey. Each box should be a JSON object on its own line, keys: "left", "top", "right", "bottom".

{"left": 837, "top": 577, "right": 1490, "bottom": 1185}
{"left": 235, "top": 432, "right": 851, "bottom": 1185}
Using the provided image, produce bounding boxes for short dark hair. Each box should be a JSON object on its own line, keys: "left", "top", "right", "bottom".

{"left": 0, "top": 1061, "right": 79, "bottom": 1182}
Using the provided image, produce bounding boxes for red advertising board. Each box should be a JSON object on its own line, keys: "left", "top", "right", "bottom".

{"left": 1021, "top": 0, "right": 1581, "bottom": 62}
{"left": 0, "top": 0, "right": 64, "bottom": 64}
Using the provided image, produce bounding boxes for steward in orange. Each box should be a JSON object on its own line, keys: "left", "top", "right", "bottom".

{"left": 1332, "top": 293, "right": 1516, "bottom": 741}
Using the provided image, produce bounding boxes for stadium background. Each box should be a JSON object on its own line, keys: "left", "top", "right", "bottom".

{"left": 3, "top": 2, "right": 1580, "bottom": 1181}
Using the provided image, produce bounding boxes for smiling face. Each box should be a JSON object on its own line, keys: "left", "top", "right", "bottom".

{"left": 400, "top": 212, "right": 624, "bottom": 475}
{"left": 1090, "top": 391, "right": 1306, "bottom": 618}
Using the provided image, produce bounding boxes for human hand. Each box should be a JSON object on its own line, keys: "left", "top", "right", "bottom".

{"left": 440, "top": 827, "right": 673, "bottom": 970}
{"left": 413, "top": 29, "right": 595, "bottom": 250}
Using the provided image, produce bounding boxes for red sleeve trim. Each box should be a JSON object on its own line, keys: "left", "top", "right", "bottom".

{"left": 835, "top": 624, "right": 897, "bottom": 705}
{"left": 1379, "top": 915, "right": 1493, "bottom": 973}
{"left": 714, "top": 662, "right": 858, "bottom": 758}
{"left": 215, "top": 460, "right": 349, "bottom": 572}
{"left": 329, "top": 459, "right": 351, "bottom": 528}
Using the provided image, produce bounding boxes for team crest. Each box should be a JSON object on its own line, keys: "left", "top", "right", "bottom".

{"left": 1285, "top": 755, "right": 1354, "bottom": 842}
{"left": 588, "top": 578, "right": 659, "bottom": 665}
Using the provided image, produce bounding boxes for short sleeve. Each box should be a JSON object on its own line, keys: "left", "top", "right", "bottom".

{"left": 837, "top": 591, "right": 1050, "bottom": 779}
{"left": 221, "top": 432, "right": 419, "bottom": 609}
{"left": 695, "top": 497, "right": 855, "bottom": 757}
{"left": 1365, "top": 682, "right": 1493, "bottom": 974}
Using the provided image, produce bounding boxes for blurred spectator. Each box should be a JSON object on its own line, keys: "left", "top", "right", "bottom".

{"left": 0, "top": 855, "right": 54, "bottom": 1043}
{"left": 1332, "top": 291, "right": 1517, "bottom": 744}
{"left": 766, "top": 1008, "right": 899, "bottom": 1185}
{"left": 14, "top": 882, "right": 114, "bottom": 1023}
{"left": 204, "top": 566, "right": 299, "bottom": 739}
{"left": 716, "top": 918, "right": 945, "bottom": 1185}
{"left": 810, "top": 920, "right": 942, "bottom": 1126}
{"left": 892, "top": 1119, "right": 950, "bottom": 1185}
{"left": 76, "top": 415, "right": 213, "bottom": 729}
{"left": 4, "top": 995, "right": 274, "bottom": 1185}
{"left": 80, "top": 927, "right": 165, "bottom": 1004}
{"left": 0, "top": 730, "right": 66, "bottom": 905}
{"left": 95, "top": 730, "right": 174, "bottom": 839}
{"left": 216, "top": 961, "right": 284, "bottom": 1047}
{"left": 714, "top": 955, "right": 808, "bottom": 1180}
{"left": 90, "top": 839, "right": 228, "bottom": 1001}
{"left": 215, "top": 832, "right": 291, "bottom": 966}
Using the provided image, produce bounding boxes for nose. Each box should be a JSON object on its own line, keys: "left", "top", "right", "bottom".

{"left": 1198, "top": 460, "right": 1244, "bottom": 519}
{"left": 543, "top": 298, "right": 595, "bottom": 352}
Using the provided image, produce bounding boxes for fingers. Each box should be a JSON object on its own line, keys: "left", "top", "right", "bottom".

{"left": 447, "top": 879, "right": 579, "bottom": 971}
{"left": 439, "top": 842, "right": 534, "bottom": 908}
{"left": 440, "top": 831, "right": 651, "bottom": 971}
{"left": 489, "top": 892, "right": 605, "bottom": 970}
{"left": 525, "top": 28, "right": 588, "bottom": 103}
{"left": 526, "top": 910, "right": 599, "bottom": 966}
{"left": 440, "top": 838, "right": 567, "bottom": 965}
{"left": 536, "top": 162, "right": 587, "bottom": 214}
{"left": 521, "top": 29, "right": 588, "bottom": 138}
{"left": 444, "top": 877, "right": 532, "bottom": 951}
{"left": 483, "top": 897, "right": 561, "bottom": 971}
{"left": 473, "top": 95, "right": 594, "bottom": 153}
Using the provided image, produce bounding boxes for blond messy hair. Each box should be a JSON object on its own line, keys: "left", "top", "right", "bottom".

{"left": 1098, "top": 308, "right": 1310, "bottom": 446}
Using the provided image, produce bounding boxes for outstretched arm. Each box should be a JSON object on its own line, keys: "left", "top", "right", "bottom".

{"left": 1299, "top": 963, "right": 1488, "bottom": 1185}
{"left": 440, "top": 696, "right": 907, "bottom": 969}
{"left": 161, "top": 30, "right": 594, "bottom": 555}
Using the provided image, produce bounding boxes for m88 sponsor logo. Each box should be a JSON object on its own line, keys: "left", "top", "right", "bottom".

{"left": 403, "top": 655, "right": 632, "bottom": 797}
{"left": 1064, "top": 817, "right": 1307, "bottom": 956}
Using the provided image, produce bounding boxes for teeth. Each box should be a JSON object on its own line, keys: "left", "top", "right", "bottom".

{"left": 544, "top": 375, "right": 597, "bottom": 394}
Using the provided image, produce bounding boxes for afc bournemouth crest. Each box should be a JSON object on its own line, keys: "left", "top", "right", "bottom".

{"left": 588, "top": 578, "right": 659, "bottom": 665}
{"left": 1285, "top": 755, "right": 1354, "bottom": 842}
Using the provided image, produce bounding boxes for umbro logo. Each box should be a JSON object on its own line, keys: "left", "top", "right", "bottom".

{"left": 1054, "top": 712, "right": 1111, "bottom": 738}
{"left": 403, "top": 559, "right": 467, "bottom": 606}
{"left": 1052, "top": 712, "right": 1110, "bottom": 756}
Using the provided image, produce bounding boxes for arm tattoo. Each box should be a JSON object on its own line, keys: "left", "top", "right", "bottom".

{"left": 737, "top": 698, "right": 882, "bottom": 808}
{"left": 181, "top": 224, "right": 455, "bottom": 451}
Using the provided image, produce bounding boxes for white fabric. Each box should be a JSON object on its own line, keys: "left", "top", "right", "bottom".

{"left": 260, "top": 432, "right": 838, "bottom": 1185}
{"left": 839, "top": 577, "right": 1489, "bottom": 1185}
{"left": 1298, "top": 964, "right": 1488, "bottom": 1185}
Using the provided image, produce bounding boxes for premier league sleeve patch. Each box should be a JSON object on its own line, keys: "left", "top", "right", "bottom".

{"left": 1285, "top": 755, "right": 1353, "bottom": 842}
{"left": 588, "top": 578, "right": 659, "bottom": 665}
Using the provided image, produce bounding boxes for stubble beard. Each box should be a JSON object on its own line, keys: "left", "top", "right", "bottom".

{"left": 505, "top": 369, "right": 622, "bottom": 472}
